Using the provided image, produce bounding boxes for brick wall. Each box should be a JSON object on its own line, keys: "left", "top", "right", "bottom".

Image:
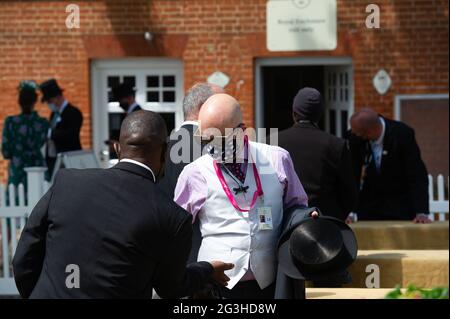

{"left": 0, "top": 0, "right": 448, "bottom": 183}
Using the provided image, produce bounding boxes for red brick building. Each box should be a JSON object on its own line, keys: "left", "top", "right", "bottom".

{"left": 0, "top": 0, "right": 448, "bottom": 183}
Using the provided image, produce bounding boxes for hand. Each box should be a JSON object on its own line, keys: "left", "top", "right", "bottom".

{"left": 413, "top": 214, "right": 432, "bottom": 224}
{"left": 310, "top": 211, "right": 319, "bottom": 219}
{"left": 209, "top": 261, "right": 234, "bottom": 287}
{"left": 346, "top": 212, "right": 358, "bottom": 224}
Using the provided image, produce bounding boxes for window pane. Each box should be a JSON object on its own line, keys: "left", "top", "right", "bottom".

{"left": 147, "top": 91, "right": 159, "bottom": 102}
{"left": 123, "top": 76, "right": 135, "bottom": 87}
{"left": 163, "top": 91, "right": 176, "bottom": 102}
{"left": 147, "top": 76, "right": 159, "bottom": 88}
{"left": 108, "top": 91, "right": 115, "bottom": 102}
{"left": 107, "top": 76, "right": 120, "bottom": 88}
{"left": 163, "top": 75, "right": 175, "bottom": 87}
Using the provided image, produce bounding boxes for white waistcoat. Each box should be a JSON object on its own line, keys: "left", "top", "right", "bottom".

{"left": 196, "top": 142, "right": 283, "bottom": 289}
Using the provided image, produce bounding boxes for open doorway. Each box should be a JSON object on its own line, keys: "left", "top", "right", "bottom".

{"left": 255, "top": 57, "right": 353, "bottom": 139}
{"left": 262, "top": 65, "right": 325, "bottom": 132}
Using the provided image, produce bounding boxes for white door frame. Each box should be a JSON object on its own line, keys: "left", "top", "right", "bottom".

{"left": 394, "top": 93, "right": 449, "bottom": 120}
{"left": 91, "top": 58, "right": 184, "bottom": 164}
{"left": 254, "top": 56, "right": 354, "bottom": 132}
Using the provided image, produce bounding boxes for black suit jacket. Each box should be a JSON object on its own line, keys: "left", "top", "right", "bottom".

{"left": 158, "top": 123, "right": 203, "bottom": 263}
{"left": 12, "top": 162, "right": 213, "bottom": 299}
{"left": 347, "top": 118, "right": 429, "bottom": 220}
{"left": 48, "top": 103, "right": 83, "bottom": 154}
{"left": 277, "top": 122, "right": 358, "bottom": 220}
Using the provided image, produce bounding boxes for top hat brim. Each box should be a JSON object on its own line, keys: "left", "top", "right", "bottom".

{"left": 277, "top": 217, "right": 358, "bottom": 281}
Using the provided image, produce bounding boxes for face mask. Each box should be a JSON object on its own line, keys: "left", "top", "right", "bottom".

{"left": 48, "top": 103, "right": 58, "bottom": 113}
{"left": 203, "top": 134, "right": 245, "bottom": 163}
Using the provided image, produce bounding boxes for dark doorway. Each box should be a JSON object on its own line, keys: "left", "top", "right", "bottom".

{"left": 262, "top": 66, "right": 325, "bottom": 131}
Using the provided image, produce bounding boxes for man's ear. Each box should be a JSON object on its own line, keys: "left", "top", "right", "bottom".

{"left": 113, "top": 142, "right": 121, "bottom": 159}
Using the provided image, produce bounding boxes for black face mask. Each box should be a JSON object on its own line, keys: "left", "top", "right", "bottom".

{"left": 202, "top": 136, "right": 238, "bottom": 163}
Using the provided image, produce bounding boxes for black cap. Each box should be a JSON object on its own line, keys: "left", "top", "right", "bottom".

{"left": 40, "top": 79, "right": 63, "bottom": 102}
{"left": 292, "top": 87, "right": 324, "bottom": 123}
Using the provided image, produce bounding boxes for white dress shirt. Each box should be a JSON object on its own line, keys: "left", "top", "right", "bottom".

{"left": 370, "top": 117, "right": 386, "bottom": 172}
{"left": 127, "top": 102, "right": 140, "bottom": 114}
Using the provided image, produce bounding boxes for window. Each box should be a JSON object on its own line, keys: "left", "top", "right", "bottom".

{"left": 145, "top": 74, "right": 177, "bottom": 104}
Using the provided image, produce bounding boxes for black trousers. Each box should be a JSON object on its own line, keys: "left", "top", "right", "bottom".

{"left": 220, "top": 281, "right": 275, "bottom": 299}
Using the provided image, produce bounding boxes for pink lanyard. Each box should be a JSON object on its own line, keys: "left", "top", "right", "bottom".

{"left": 213, "top": 158, "right": 264, "bottom": 213}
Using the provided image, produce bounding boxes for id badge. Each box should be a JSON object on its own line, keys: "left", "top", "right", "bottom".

{"left": 257, "top": 206, "right": 273, "bottom": 230}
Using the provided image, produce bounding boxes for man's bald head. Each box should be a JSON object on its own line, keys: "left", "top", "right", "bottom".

{"left": 116, "top": 110, "right": 167, "bottom": 174}
{"left": 350, "top": 107, "right": 382, "bottom": 141}
{"left": 198, "top": 93, "right": 243, "bottom": 135}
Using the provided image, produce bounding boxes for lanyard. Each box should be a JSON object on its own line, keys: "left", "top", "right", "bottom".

{"left": 213, "top": 157, "right": 264, "bottom": 213}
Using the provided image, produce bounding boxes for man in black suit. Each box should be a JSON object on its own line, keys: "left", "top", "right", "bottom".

{"left": 159, "top": 83, "right": 223, "bottom": 199}
{"left": 107, "top": 82, "right": 143, "bottom": 158}
{"left": 40, "top": 79, "right": 83, "bottom": 179}
{"left": 158, "top": 83, "right": 223, "bottom": 264}
{"left": 347, "top": 108, "right": 431, "bottom": 223}
{"left": 277, "top": 87, "right": 358, "bottom": 221}
{"left": 12, "top": 110, "right": 233, "bottom": 299}
{"left": 112, "top": 81, "right": 142, "bottom": 115}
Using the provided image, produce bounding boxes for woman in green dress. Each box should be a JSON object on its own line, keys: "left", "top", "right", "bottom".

{"left": 2, "top": 81, "right": 49, "bottom": 190}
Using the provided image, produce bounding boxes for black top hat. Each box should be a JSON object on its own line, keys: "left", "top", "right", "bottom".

{"left": 278, "top": 214, "right": 357, "bottom": 281}
{"left": 40, "top": 79, "right": 63, "bottom": 102}
{"left": 112, "top": 82, "right": 135, "bottom": 101}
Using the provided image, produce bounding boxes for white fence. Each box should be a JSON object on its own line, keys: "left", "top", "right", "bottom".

{"left": 0, "top": 167, "right": 49, "bottom": 295}
{"left": 0, "top": 172, "right": 448, "bottom": 296}
{"left": 429, "top": 175, "right": 449, "bottom": 221}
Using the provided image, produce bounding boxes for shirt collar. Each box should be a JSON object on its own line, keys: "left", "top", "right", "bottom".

{"left": 372, "top": 117, "right": 385, "bottom": 146}
{"left": 180, "top": 120, "right": 199, "bottom": 128}
{"left": 59, "top": 100, "right": 69, "bottom": 114}
{"left": 120, "top": 159, "right": 156, "bottom": 182}
{"left": 127, "top": 102, "right": 139, "bottom": 114}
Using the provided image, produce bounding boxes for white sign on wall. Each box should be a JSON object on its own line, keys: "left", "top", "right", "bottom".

{"left": 373, "top": 69, "right": 392, "bottom": 95}
{"left": 267, "top": 0, "right": 337, "bottom": 52}
{"left": 207, "top": 71, "right": 230, "bottom": 88}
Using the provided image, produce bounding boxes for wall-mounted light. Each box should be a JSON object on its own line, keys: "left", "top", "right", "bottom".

{"left": 144, "top": 31, "right": 153, "bottom": 42}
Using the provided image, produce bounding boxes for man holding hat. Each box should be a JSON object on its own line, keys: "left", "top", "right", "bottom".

{"left": 40, "top": 79, "right": 83, "bottom": 179}
{"left": 277, "top": 87, "right": 357, "bottom": 221}
{"left": 174, "top": 93, "right": 310, "bottom": 299}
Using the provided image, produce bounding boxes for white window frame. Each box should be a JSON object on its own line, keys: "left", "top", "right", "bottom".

{"left": 91, "top": 58, "right": 184, "bottom": 163}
